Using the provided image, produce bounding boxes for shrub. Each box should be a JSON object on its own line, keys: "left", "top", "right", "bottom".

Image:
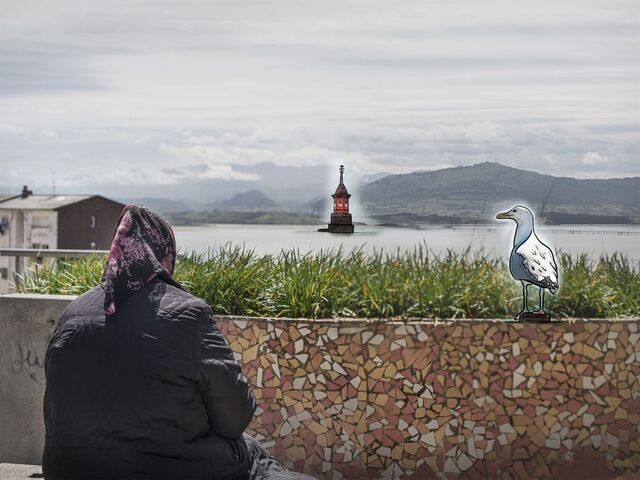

{"left": 16, "top": 245, "right": 639, "bottom": 319}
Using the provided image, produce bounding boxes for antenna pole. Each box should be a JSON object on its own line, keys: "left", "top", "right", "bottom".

{"left": 540, "top": 178, "right": 556, "bottom": 223}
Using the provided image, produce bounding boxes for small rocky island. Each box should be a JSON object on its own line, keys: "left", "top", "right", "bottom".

{"left": 318, "top": 165, "right": 354, "bottom": 234}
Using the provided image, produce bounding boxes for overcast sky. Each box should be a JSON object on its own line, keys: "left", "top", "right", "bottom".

{"left": 1, "top": 0, "right": 639, "bottom": 194}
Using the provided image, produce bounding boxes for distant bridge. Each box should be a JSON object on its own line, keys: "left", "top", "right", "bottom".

{"left": 462, "top": 226, "right": 640, "bottom": 236}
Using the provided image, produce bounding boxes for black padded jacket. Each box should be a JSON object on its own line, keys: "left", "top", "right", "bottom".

{"left": 43, "top": 280, "right": 257, "bottom": 479}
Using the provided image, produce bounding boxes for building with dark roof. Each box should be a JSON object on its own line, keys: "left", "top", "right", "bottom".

{"left": 0, "top": 187, "right": 124, "bottom": 291}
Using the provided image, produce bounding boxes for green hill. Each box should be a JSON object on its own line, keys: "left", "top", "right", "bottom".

{"left": 359, "top": 163, "right": 640, "bottom": 224}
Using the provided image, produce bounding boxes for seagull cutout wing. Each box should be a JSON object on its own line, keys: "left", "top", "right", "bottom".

{"left": 515, "top": 233, "right": 559, "bottom": 292}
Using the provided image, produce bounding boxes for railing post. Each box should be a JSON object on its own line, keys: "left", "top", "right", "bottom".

{"left": 14, "top": 256, "right": 22, "bottom": 288}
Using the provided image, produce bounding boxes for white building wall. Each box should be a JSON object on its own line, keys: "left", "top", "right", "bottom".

{"left": 0, "top": 209, "right": 57, "bottom": 293}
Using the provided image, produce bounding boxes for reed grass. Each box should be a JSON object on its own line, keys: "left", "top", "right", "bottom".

{"left": 15, "top": 244, "right": 640, "bottom": 319}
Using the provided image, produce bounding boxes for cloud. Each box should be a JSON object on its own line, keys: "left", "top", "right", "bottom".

{"left": 162, "top": 164, "right": 209, "bottom": 176}
{"left": 0, "top": 45, "right": 106, "bottom": 96}
{"left": 161, "top": 161, "right": 260, "bottom": 182}
{"left": 9, "top": 118, "right": 638, "bottom": 193}
{"left": 0, "top": 0, "right": 638, "bottom": 189}
{"left": 581, "top": 152, "right": 610, "bottom": 166}
{"left": 0, "top": 124, "right": 29, "bottom": 136}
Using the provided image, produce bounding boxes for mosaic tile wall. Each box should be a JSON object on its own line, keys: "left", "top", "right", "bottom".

{"left": 217, "top": 318, "right": 640, "bottom": 479}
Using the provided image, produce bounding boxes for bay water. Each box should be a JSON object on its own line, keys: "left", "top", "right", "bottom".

{"left": 174, "top": 224, "right": 640, "bottom": 262}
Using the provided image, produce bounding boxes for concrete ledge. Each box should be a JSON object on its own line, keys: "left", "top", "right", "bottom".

{"left": 3, "top": 291, "right": 636, "bottom": 324}
{"left": 1, "top": 293, "right": 77, "bottom": 301}
{"left": 0, "top": 463, "right": 43, "bottom": 480}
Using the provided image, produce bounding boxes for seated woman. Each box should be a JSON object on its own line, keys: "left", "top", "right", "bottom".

{"left": 43, "top": 205, "right": 313, "bottom": 480}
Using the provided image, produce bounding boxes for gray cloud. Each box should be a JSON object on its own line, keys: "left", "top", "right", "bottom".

{"left": 0, "top": 0, "right": 638, "bottom": 191}
{"left": 0, "top": 56, "right": 104, "bottom": 96}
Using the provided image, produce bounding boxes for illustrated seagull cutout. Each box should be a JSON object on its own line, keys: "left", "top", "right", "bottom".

{"left": 496, "top": 205, "right": 559, "bottom": 320}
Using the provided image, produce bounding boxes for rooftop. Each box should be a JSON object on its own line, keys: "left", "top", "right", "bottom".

{"left": 0, "top": 195, "right": 93, "bottom": 210}
{"left": 333, "top": 183, "right": 349, "bottom": 196}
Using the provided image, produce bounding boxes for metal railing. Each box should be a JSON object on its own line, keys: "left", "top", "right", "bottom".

{"left": 0, "top": 248, "right": 109, "bottom": 258}
{"left": 0, "top": 248, "right": 108, "bottom": 290}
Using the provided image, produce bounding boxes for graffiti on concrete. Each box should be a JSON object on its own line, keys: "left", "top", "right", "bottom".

{"left": 10, "top": 343, "right": 44, "bottom": 383}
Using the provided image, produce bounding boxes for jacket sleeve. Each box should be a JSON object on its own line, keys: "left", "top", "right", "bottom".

{"left": 192, "top": 305, "right": 257, "bottom": 438}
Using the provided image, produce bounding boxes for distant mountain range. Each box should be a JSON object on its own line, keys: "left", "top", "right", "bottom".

{"left": 358, "top": 162, "right": 640, "bottom": 224}
{"left": 300, "top": 196, "right": 329, "bottom": 216}
{"left": 12, "top": 163, "right": 637, "bottom": 225}
{"left": 133, "top": 163, "right": 640, "bottom": 225}
{"left": 211, "top": 189, "right": 280, "bottom": 211}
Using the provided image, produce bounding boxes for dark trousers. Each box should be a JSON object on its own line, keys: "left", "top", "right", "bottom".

{"left": 244, "top": 434, "right": 315, "bottom": 480}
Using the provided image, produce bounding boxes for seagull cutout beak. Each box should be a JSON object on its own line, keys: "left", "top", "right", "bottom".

{"left": 496, "top": 211, "right": 511, "bottom": 220}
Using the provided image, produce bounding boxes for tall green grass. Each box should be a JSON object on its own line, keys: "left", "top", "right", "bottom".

{"left": 15, "top": 245, "right": 640, "bottom": 319}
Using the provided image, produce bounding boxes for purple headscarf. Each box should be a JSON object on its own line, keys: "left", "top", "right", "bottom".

{"left": 102, "top": 205, "right": 183, "bottom": 316}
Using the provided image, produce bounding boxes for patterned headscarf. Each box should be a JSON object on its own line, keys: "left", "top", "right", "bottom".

{"left": 102, "top": 205, "right": 183, "bottom": 315}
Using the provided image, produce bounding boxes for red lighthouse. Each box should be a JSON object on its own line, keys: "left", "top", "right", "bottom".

{"left": 320, "top": 165, "right": 354, "bottom": 233}
{"left": 333, "top": 165, "right": 351, "bottom": 214}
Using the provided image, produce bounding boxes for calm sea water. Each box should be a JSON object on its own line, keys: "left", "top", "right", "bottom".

{"left": 173, "top": 224, "right": 640, "bottom": 262}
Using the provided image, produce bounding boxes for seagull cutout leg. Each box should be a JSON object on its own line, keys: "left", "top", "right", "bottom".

{"left": 515, "top": 281, "right": 529, "bottom": 320}
{"left": 534, "top": 286, "right": 545, "bottom": 313}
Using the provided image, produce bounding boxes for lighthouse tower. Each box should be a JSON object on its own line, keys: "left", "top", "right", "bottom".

{"left": 325, "top": 165, "right": 354, "bottom": 233}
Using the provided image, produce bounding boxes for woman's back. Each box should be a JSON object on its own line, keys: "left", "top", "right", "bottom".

{"left": 43, "top": 280, "right": 255, "bottom": 479}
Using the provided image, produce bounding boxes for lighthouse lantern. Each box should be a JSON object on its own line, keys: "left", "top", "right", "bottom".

{"left": 319, "top": 165, "right": 354, "bottom": 234}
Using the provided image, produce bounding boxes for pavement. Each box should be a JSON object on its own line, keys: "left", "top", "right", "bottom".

{"left": 0, "top": 464, "right": 43, "bottom": 480}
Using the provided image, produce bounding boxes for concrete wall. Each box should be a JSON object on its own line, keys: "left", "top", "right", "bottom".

{"left": 1, "top": 294, "right": 639, "bottom": 479}
{"left": 0, "top": 294, "right": 71, "bottom": 465}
